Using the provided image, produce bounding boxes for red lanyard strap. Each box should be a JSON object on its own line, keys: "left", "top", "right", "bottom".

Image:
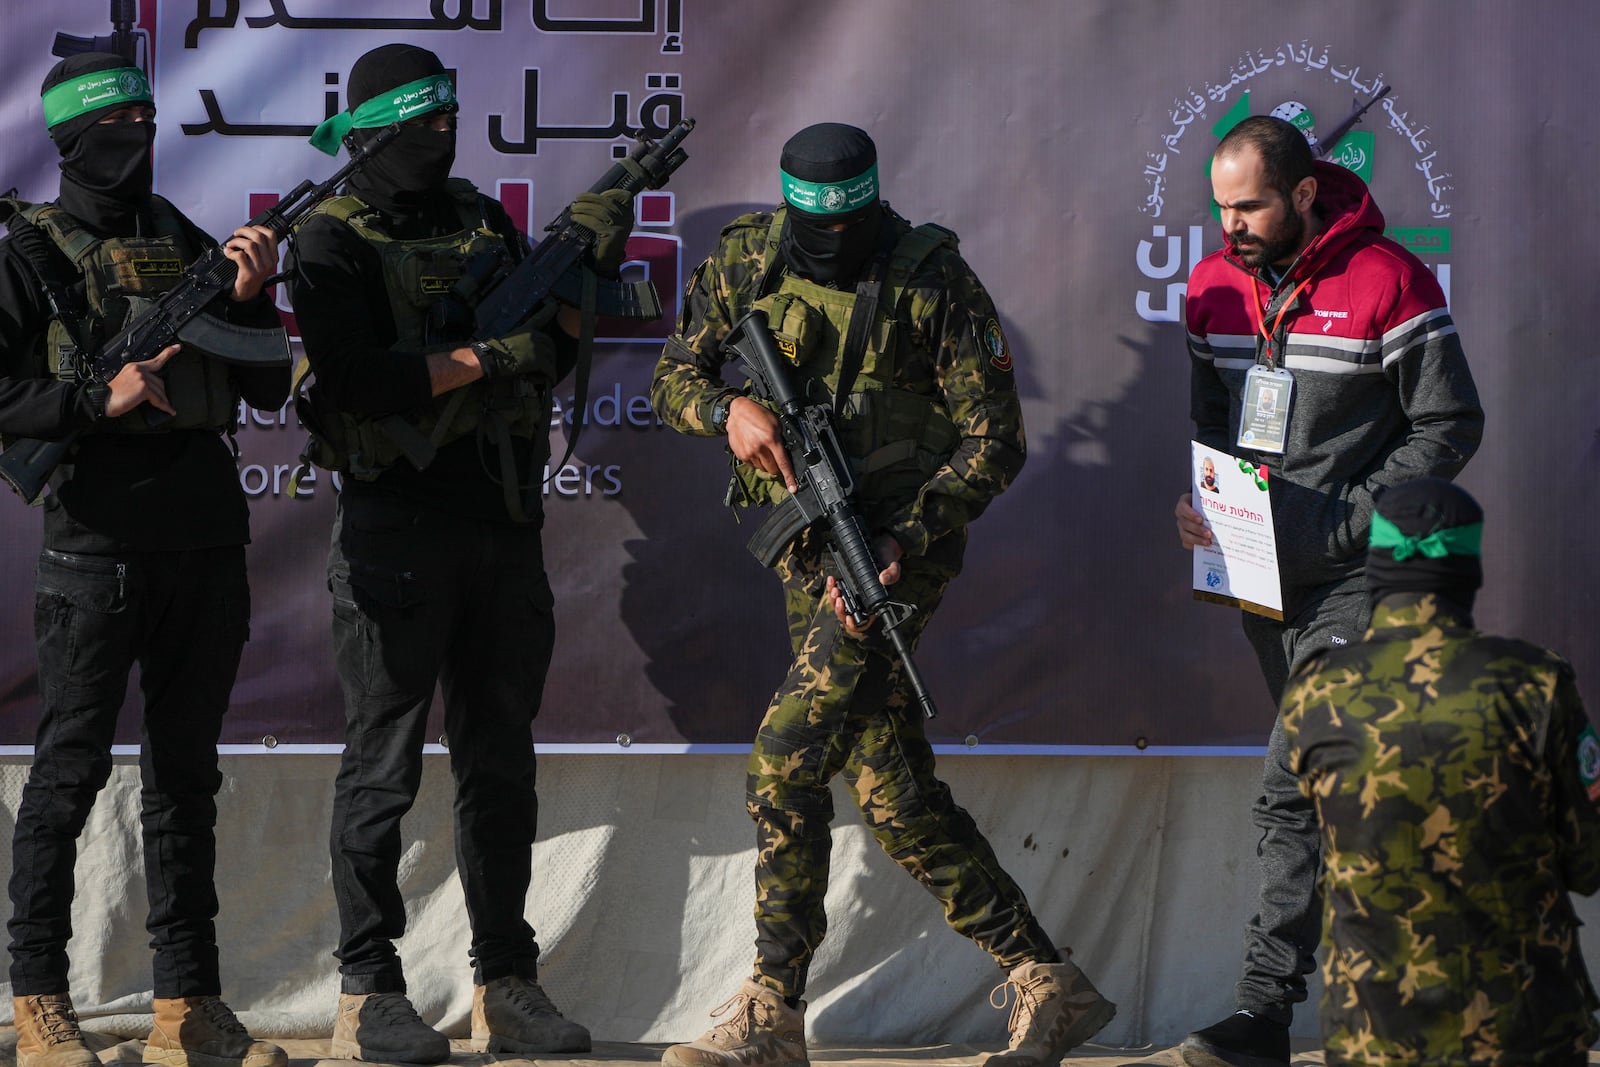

{"left": 1252, "top": 273, "right": 1316, "bottom": 346}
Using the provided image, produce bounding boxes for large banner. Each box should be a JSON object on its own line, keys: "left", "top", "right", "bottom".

{"left": 1, "top": 2, "right": 1593, "bottom": 752}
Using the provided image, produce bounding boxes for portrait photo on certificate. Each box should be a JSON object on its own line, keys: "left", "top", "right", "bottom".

{"left": 1190, "top": 441, "right": 1283, "bottom": 619}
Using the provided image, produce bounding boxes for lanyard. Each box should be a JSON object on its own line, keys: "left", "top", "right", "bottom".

{"left": 1250, "top": 273, "right": 1318, "bottom": 369}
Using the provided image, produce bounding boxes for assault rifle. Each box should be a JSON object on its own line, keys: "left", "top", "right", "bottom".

{"left": 386, "top": 117, "right": 694, "bottom": 477}
{"left": 290, "top": 119, "right": 693, "bottom": 502}
{"left": 723, "top": 308, "right": 940, "bottom": 720}
{"left": 52, "top": 0, "right": 147, "bottom": 73}
{"left": 0, "top": 122, "right": 402, "bottom": 504}
{"left": 450, "top": 117, "right": 696, "bottom": 338}
{"left": 1314, "top": 85, "right": 1393, "bottom": 161}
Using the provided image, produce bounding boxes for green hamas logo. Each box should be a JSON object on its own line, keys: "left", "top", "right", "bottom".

{"left": 781, "top": 164, "right": 879, "bottom": 216}
{"left": 1135, "top": 44, "right": 1460, "bottom": 323}
{"left": 1325, "top": 132, "right": 1373, "bottom": 182}
{"left": 1206, "top": 90, "right": 1376, "bottom": 215}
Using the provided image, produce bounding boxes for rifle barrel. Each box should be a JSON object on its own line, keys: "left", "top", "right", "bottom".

{"left": 1315, "top": 85, "right": 1393, "bottom": 160}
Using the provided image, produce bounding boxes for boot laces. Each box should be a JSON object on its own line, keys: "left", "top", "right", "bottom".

{"left": 706, "top": 990, "right": 756, "bottom": 1044}
{"left": 33, "top": 998, "right": 84, "bottom": 1045}
{"left": 502, "top": 978, "right": 563, "bottom": 1018}
{"left": 192, "top": 996, "right": 248, "bottom": 1035}
{"left": 367, "top": 993, "right": 425, "bottom": 1026}
{"left": 990, "top": 971, "right": 1053, "bottom": 1049}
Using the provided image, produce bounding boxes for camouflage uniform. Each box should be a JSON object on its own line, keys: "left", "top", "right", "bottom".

{"left": 652, "top": 207, "right": 1054, "bottom": 997}
{"left": 1282, "top": 591, "right": 1600, "bottom": 1066}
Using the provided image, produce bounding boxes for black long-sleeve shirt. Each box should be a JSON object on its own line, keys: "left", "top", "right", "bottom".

{"left": 288, "top": 188, "right": 575, "bottom": 522}
{"left": 0, "top": 204, "right": 288, "bottom": 553}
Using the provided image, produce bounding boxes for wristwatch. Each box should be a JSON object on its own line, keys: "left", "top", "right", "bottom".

{"left": 470, "top": 339, "right": 496, "bottom": 375}
{"left": 710, "top": 397, "right": 731, "bottom": 434}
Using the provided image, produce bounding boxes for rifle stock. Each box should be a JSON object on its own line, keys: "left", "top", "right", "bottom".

{"left": 723, "top": 309, "right": 939, "bottom": 719}
{"left": 52, "top": 0, "right": 146, "bottom": 72}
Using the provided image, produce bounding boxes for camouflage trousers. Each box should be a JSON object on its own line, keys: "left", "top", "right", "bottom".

{"left": 746, "top": 529, "right": 1056, "bottom": 998}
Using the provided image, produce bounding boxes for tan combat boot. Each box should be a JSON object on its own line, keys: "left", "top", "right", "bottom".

{"left": 661, "top": 979, "right": 807, "bottom": 1067}
{"left": 470, "top": 975, "right": 590, "bottom": 1054}
{"left": 12, "top": 994, "right": 100, "bottom": 1067}
{"left": 982, "top": 956, "right": 1116, "bottom": 1066}
{"left": 144, "top": 997, "right": 286, "bottom": 1067}
{"left": 329, "top": 992, "right": 450, "bottom": 1065}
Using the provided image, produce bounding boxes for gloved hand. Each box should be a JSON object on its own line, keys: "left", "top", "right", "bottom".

{"left": 472, "top": 328, "right": 556, "bottom": 383}
{"left": 567, "top": 189, "right": 634, "bottom": 276}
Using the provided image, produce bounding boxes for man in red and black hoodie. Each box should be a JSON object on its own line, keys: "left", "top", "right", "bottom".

{"left": 1172, "top": 115, "right": 1483, "bottom": 1067}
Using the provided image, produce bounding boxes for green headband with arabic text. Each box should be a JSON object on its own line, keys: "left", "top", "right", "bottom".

{"left": 309, "top": 73, "right": 455, "bottom": 155}
{"left": 781, "top": 163, "right": 879, "bottom": 216}
{"left": 1369, "top": 513, "right": 1483, "bottom": 561}
{"left": 42, "top": 67, "right": 153, "bottom": 129}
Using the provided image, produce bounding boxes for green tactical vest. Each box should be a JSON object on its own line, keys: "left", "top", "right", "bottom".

{"left": 730, "top": 207, "right": 962, "bottom": 528}
{"left": 6, "top": 195, "right": 237, "bottom": 433}
{"left": 295, "top": 179, "right": 550, "bottom": 481}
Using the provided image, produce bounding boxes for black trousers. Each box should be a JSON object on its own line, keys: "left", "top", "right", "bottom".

{"left": 8, "top": 546, "right": 250, "bottom": 998}
{"left": 326, "top": 494, "right": 553, "bottom": 993}
{"left": 1234, "top": 575, "right": 1371, "bottom": 1023}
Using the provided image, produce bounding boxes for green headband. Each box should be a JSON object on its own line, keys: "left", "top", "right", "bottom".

{"left": 1369, "top": 513, "right": 1483, "bottom": 561}
{"left": 781, "top": 163, "right": 879, "bottom": 216}
{"left": 42, "top": 66, "right": 152, "bottom": 129}
{"left": 309, "top": 73, "right": 455, "bottom": 155}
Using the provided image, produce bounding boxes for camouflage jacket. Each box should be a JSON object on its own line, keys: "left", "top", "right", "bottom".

{"left": 1283, "top": 592, "right": 1600, "bottom": 1066}
{"left": 649, "top": 207, "right": 1025, "bottom": 557}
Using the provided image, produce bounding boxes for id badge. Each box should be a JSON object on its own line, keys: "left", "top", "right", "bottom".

{"left": 1237, "top": 365, "right": 1293, "bottom": 454}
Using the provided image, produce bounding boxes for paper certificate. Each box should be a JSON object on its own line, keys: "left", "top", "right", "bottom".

{"left": 1191, "top": 441, "right": 1283, "bottom": 620}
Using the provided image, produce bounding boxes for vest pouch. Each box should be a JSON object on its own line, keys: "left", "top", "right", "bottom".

{"left": 301, "top": 186, "right": 547, "bottom": 487}
{"left": 104, "top": 243, "right": 183, "bottom": 296}
{"left": 338, "top": 377, "right": 550, "bottom": 482}
{"left": 729, "top": 462, "right": 787, "bottom": 510}
{"left": 394, "top": 246, "right": 470, "bottom": 312}
{"left": 837, "top": 388, "right": 960, "bottom": 517}
{"left": 98, "top": 296, "right": 236, "bottom": 434}
{"left": 753, "top": 291, "right": 825, "bottom": 367}
{"left": 295, "top": 382, "right": 352, "bottom": 473}
{"left": 476, "top": 379, "right": 555, "bottom": 488}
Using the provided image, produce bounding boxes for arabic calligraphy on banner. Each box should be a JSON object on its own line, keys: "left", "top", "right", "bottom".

{"left": 185, "top": 0, "right": 682, "bottom": 50}
{"left": 1133, "top": 40, "right": 1455, "bottom": 324}
{"left": 178, "top": 2, "right": 686, "bottom": 144}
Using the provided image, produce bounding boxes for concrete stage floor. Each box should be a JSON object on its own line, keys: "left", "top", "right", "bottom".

{"left": 20, "top": 1030, "right": 1599, "bottom": 1066}
{"left": 4, "top": 1030, "right": 1600, "bottom": 1065}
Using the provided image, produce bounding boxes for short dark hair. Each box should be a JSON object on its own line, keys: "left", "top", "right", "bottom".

{"left": 1215, "top": 116, "right": 1315, "bottom": 199}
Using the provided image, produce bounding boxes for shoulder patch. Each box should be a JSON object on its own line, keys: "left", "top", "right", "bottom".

{"left": 981, "top": 317, "right": 1012, "bottom": 372}
{"left": 1578, "top": 724, "right": 1600, "bottom": 801}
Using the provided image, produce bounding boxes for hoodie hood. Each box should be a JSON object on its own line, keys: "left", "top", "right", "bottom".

{"left": 1220, "top": 160, "right": 1385, "bottom": 283}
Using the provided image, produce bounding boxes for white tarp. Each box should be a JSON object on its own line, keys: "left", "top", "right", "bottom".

{"left": 5, "top": 753, "right": 1599, "bottom": 1048}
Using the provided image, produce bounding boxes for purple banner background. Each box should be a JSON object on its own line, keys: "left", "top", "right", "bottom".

{"left": 0, "top": 2, "right": 1593, "bottom": 751}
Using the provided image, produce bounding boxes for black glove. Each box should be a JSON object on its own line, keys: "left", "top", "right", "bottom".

{"left": 567, "top": 189, "right": 634, "bottom": 276}
{"left": 472, "top": 329, "right": 556, "bottom": 383}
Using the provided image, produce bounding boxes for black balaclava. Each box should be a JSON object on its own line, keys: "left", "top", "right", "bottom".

{"left": 777, "top": 123, "right": 883, "bottom": 286}
{"left": 43, "top": 53, "right": 155, "bottom": 232}
{"left": 343, "top": 44, "right": 457, "bottom": 217}
{"left": 1366, "top": 477, "right": 1485, "bottom": 616}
